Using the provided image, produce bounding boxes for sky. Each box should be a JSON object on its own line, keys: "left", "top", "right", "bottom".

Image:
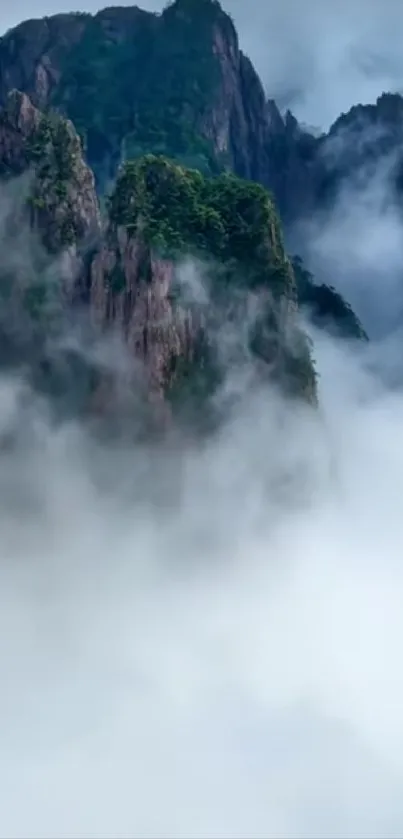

{"left": 2, "top": 0, "right": 403, "bottom": 128}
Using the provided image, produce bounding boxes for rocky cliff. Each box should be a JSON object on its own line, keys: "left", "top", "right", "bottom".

{"left": 0, "top": 0, "right": 370, "bottom": 347}
{"left": 0, "top": 88, "right": 99, "bottom": 252}
{"left": 88, "top": 155, "right": 316, "bottom": 414}
{"left": 2, "top": 0, "right": 402, "bottom": 228}
{"left": 0, "top": 0, "right": 318, "bottom": 216}
{"left": 0, "top": 88, "right": 317, "bottom": 429}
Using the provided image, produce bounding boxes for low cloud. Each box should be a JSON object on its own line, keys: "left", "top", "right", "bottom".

{"left": 290, "top": 124, "right": 403, "bottom": 342}
{"left": 0, "top": 300, "right": 403, "bottom": 837}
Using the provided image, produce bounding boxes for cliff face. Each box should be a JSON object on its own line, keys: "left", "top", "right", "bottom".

{"left": 0, "top": 90, "right": 317, "bottom": 427}
{"left": 0, "top": 90, "right": 101, "bottom": 408}
{"left": 0, "top": 88, "right": 100, "bottom": 254}
{"left": 87, "top": 155, "right": 316, "bottom": 418}
{"left": 0, "top": 0, "right": 381, "bottom": 426}
{"left": 312, "top": 93, "right": 403, "bottom": 208}
{"left": 2, "top": 0, "right": 402, "bottom": 228}
{"left": 0, "top": 13, "right": 88, "bottom": 110}
{"left": 0, "top": 0, "right": 317, "bottom": 215}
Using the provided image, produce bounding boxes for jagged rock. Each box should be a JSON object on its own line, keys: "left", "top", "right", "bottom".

{"left": 2, "top": 0, "right": 403, "bottom": 229}
{"left": 0, "top": 0, "right": 378, "bottom": 427}
{"left": 0, "top": 90, "right": 317, "bottom": 427}
{"left": 0, "top": 14, "right": 89, "bottom": 109}
{"left": 85, "top": 155, "right": 317, "bottom": 417}
{"left": 0, "top": 89, "right": 100, "bottom": 255}
{"left": 0, "top": 0, "right": 321, "bottom": 217}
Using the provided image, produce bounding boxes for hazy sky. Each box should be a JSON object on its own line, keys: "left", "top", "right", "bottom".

{"left": 2, "top": 0, "right": 403, "bottom": 128}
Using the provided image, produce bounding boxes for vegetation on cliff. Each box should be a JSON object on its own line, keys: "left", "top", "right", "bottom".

{"left": 0, "top": 0, "right": 377, "bottom": 432}
{"left": 293, "top": 256, "right": 368, "bottom": 341}
{"left": 106, "top": 154, "right": 317, "bottom": 403}
{"left": 0, "top": 91, "right": 98, "bottom": 252}
{"left": 50, "top": 0, "right": 233, "bottom": 183}
{"left": 27, "top": 111, "right": 88, "bottom": 249}
{"left": 108, "top": 154, "right": 294, "bottom": 296}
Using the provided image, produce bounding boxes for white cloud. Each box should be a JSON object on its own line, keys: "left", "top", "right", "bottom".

{"left": 0, "top": 316, "right": 402, "bottom": 837}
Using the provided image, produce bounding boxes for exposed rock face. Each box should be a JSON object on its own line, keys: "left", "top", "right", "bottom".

{"left": 86, "top": 154, "right": 317, "bottom": 416}
{"left": 0, "top": 89, "right": 41, "bottom": 170}
{"left": 2, "top": 0, "right": 403, "bottom": 233}
{"left": 0, "top": 88, "right": 100, "bottom": 255}
{"left": 90, "top": 227, "right": 200, "bottom": 423}
{"left": 0, "top": 90, "right": 317, "bottom": 426}
{"left": 0, "top": 0, "right": 321, "bottom": 218}
{"left": 88, "top": 228, "right": 197, "bottom": 416}
{"left": 0, "top": 89, "right": 101, "bottom": 413}
{"left": 1, "top": 0, "right": 380, "bottom": 421}
{"left": 0, "top": 14, "right": 89, "bottom": 109}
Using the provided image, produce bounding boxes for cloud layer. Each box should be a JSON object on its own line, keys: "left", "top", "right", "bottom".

{"left": 0, "top": 307, "right": 403, "bottom": 837}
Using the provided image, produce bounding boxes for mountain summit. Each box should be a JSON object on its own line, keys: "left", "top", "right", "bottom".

{"left": 0, "top": 0, "right": 377, "bottom": 428}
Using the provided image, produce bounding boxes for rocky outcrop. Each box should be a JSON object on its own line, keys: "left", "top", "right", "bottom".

{"left": 0, "top": 88, "right": 41, "bottom": 171}
{"left": 0, "top": 89, "right": 101, "bottom": 413}
{"left": 0, "top": 90, "right": 317, "bottom": 426}
{"left": 85, "top": 155, "right": 317, "bottom": 417}
{"left": 0, "top": 0, "right": 321, "bottom": 218}
{"left": 0, "top": 14, "right": 89, "bottom": 109}
{"left": 0, "top": 88, "right": 100, "bottom": 254}
{"left": 3, "top": 0, "right": 403, "bottom": 231}
{"left": 1, "top": 0, "right": 379, "bottom": 422}
{"left": 88, "top": 232, "right": 199, "bottom": 425}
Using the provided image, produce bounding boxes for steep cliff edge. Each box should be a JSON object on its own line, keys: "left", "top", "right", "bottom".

{"left": 0, "top": 0, "right": 314, "bottom": 207}
{"left": 0, "top": 88, "right": 100, "bottom": 253}
{"left": 0, "top": 0, "right": 364, "bottom": 339}
{"left": 3, "top": 0, "right": 402, "bottom": 229}
{"left": 292, "top": 257, "right": 367, "bottom": 341}
{"left": 0, "top": 91, "right": 316, "bottom": 427}
{"left": 87, "top": 155, "right": 316, "bottom": 420}
{"left": 0, "top": 90, "right": 101, "bottom": 412}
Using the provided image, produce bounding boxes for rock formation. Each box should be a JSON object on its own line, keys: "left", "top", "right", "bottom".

{"left": 0, "top": 89, "right": 317, "bottom": 429}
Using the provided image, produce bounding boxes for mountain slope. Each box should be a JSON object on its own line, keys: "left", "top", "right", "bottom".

{"left": 0, "top": 0, "right": 317, "bottom": 214}
{"left": 0, "top": 90, "right": 317, "bottom": 429}
{"left": 0, "top": 0, "right": 366, "bottom": 347}
{"left": 0, "top": 0, "right": 269, "bottom": 187}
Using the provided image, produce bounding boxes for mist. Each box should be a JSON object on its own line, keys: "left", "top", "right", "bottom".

{"left": 0, "top": 282, "right": 402, "bottom": 839}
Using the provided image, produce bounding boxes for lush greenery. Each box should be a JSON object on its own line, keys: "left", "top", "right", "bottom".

{"left": 52, "top": 0, "right": 232, "bottom": 183}
{"left": 107, "top": 154, "right": 316, "bottom": 401}
{"left": 109, "top": 154, "right": 294, "bottom": 296}
{"left": 26, "top": 111, "right": 85, "bottom": 249}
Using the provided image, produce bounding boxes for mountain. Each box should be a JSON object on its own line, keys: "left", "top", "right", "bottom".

{"left": 0, "top": 0, "right": 380, "bottom": 428}
{"left": 0, "top": 87, "right": 316, "bottom": 431}
{"left": 292, "top": 257, "right": 368, "bottom": 342}
{"left": 2, "top": 1, "right": 402, "bottom": 221}
{"left": 0, "top": 0, "right": 321, "bottom": 215}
